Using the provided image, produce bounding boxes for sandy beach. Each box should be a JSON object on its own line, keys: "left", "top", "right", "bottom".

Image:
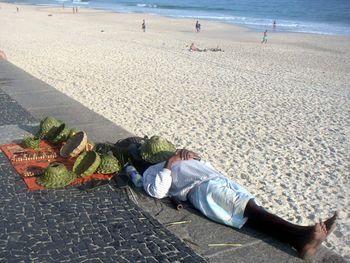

{"left": 0, "top": 3, "right": 349, "bottom": 260}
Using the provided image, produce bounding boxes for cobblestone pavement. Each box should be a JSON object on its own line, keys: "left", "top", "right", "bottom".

{"left": 0, "top": 88, "right": 36, "bottom": 125}
{"left": 0, "top": 88, "right": 206, "bottom": 263}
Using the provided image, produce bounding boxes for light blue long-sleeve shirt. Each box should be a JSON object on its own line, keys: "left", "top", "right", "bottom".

{"left": 142, "top": 159, "right": 219, "bottom": 201}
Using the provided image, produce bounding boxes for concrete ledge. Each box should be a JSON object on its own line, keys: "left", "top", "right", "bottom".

{"left": 1, "top": 77, "right": 55, "bottom": 94}
{"left": 0, "top": 60, "right": 132, "bottom": 143}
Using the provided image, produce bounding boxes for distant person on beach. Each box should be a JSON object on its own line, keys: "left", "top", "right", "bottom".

{"left": 273, "top": 20, "right": 276, "bottom": 30}
{"left": 142, "top": 19, "right": 146, "bottom": 32}
{"left": 16, "top": 7, "right": 19, "bottom": 12}
{"left": 141, "top": 146, "right": 338, "bottom": 259}
{"left": 261, "top": 30, "right": 268, "bottom": 43}
{"left": 0, "top": 50, "right": 7, "bottom": 60}
{"left": 189, "top": 43, "right": 224, "bottom": 52}
{"left": 189, "top": 43, "right": 204, "bottom": 52}
{"left": 195, "top": 20, "right": 201, "bottom": 32}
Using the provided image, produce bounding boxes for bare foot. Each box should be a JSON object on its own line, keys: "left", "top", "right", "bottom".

{"left": 324, "top": 212, "right": 337, "bottom": 234}
{"left": 298, "top": 213, "right": 337, "bottom": 259}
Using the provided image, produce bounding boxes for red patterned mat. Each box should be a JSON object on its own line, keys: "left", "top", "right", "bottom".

{"left": 0, "top": 140, "right": 113, "bottom": 191}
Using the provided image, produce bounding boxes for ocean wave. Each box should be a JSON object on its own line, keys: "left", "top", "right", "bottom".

{"left": 131, "top": 2, "right": 236, "bottom": 13}
{"left": 35, "top": 3, "right": 61, "bottom": 6}
{"left": 173, "top": 13, "right": 350, "bottom": 35}
{"left": 137, "top": 3, "right": 157, "bottom": 8}
{"left": 108, "top": 0, "right": 349, "bottom": 36}
{"left": 72, "top": 1, "right": 89, "bottom": 4}
{"left": 8, "top": 0, "right": 350, "bottom": 36}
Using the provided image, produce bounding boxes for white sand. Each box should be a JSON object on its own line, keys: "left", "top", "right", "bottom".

{"left": 1, "top": 3, "right": 349, "bottom": 259}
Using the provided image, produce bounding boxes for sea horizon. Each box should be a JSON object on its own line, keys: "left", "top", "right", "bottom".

{"left": 2, "top": 0, "right": 350, "bottom": 36}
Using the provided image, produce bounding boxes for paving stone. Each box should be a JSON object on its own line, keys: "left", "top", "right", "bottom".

{"left": 0, "top": 91, "right": 36, "bottom": 125}
{"left": 0, "top": 151, "right": 206, "bottom": 262}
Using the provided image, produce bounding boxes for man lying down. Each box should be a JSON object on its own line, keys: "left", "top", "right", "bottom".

{"left": 127, "top": 135, "right": 337, "bottom": 259}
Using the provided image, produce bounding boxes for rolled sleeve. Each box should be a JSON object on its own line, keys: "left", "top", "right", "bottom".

{"left": 143, "top": 167, "right": 172, "bottom": 199}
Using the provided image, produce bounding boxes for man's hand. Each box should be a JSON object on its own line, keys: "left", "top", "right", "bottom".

{"left": 164, "top": 149, "right": 200, "bottom": 169}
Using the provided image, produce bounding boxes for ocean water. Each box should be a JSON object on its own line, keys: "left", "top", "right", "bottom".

{"left": 3, "top": 0, "right": 350, "bottom": 35}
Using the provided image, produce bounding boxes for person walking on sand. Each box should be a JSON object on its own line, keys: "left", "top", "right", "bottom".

{"left": 137, "top": 137, "right": 337, "bottom": 260}
{"left": 273, "top": 20, "right": 276, "bottom": 30}
{"left": 195, "top": 20, "right": 201, "bottom": 32}
{"left": 142, "top": 19, "right": 146, "bottom": 32}
{"left": 261, "top": 30, "right": 268, "bottom": 43}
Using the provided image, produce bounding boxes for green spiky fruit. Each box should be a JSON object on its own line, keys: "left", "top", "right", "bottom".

{"left": 51, "top": 123, "right": 70, "bottom": 144}
{"left": 23, "top": 136, "right": 41, "bottom": 149}
{"left": 37, "top": 116, "right": 63, "bottom": 139}
{"left": 68, "top": 128, "right": 80, "bottom": 139}
{"left": 73, "top": 151, "right": 101, "bottom": 178}
{"left": 97, "top": 154, "right": 121, "bottom": 174}
{"left": 36, "top": 163, "right": 76, "bottom": 189}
